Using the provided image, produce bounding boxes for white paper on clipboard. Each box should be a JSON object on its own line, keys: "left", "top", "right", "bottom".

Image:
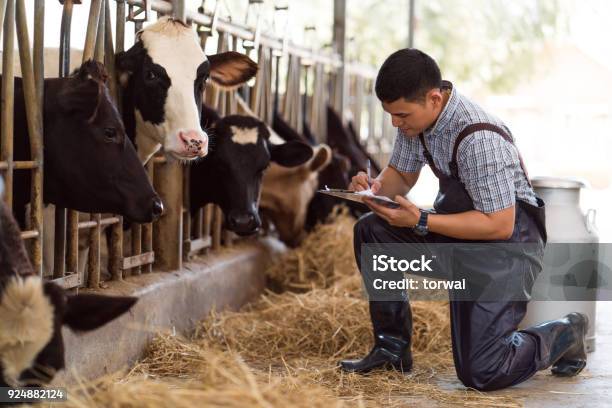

{"left": 317, "top": 187, "right": 401, "bottom": 208}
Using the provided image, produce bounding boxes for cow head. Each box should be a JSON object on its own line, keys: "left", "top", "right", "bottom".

{"left": 0, "top": 197, "right": 136, "bottom": 387}
{"left": 190, "top": 110, "right": 313, "bottom": 236}
{"left": 116, "top": 17, "right": 257, "bottom": 164}
{"left": 44, "top": 60, "right": 163, "bottom": 223}
{"left": 260, "top": 144, "right": 332, "bottom": 247}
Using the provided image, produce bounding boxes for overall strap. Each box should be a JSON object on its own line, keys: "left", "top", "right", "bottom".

{"left": 417, "top": 133, "right": 445, "bottom": 179}
{"left": 450, "top": 123, "right": 532, "bottom": 187}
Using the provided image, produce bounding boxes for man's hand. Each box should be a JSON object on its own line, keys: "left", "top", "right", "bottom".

{"left": 364, "top": 195, "right": 421, "bottom": 227}
{"left": 348, "top": 171, "right": 381, "bottom": 194}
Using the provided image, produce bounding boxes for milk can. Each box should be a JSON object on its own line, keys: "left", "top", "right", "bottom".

{"left": 520, "top": 176, "right": 598, "bottom": 352}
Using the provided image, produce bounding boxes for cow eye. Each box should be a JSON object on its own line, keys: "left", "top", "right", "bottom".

{"left": 146, "top": 70, "right": 157, "bottom": 81}
{"left": 104, "top": 127, "right": 117, "bottom": 141}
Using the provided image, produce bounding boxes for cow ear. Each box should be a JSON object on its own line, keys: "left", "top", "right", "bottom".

{"left": 268, "top": 141, "right": 313, "bottom": 168}
{"left": 115, "top": 42, "right": 144, "bottom": 87}
{"left": 309, "top": 144, "right": 332, "bottom": 172}
{"left": 63, "top": 294, "right": 137, "bottom": 332}
{"left": 208, "top": 51, "right": 258, "bottom": 88}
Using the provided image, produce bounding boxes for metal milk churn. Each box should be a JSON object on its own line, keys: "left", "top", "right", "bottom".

{"left": 520, "top": 177, "right": 598, "bottom": 352}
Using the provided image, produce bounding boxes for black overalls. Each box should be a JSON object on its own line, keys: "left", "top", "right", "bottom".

{"left": 352, "top": 123, "right": 581, "bottom": 390}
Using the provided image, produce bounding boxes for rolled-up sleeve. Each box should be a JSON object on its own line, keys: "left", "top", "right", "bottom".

{"left": 457, "top": 132, "right": 517, "bottom": 213}
{"left": 388, "top": 130, "right": 425, "bottom": 173}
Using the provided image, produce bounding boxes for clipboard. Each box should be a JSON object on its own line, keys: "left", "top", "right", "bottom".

{"left": 317, "top": 188, "right": 401, "bottom": 209}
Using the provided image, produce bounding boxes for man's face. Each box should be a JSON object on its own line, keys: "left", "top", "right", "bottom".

{"left": 382, "top": 90, "right": 444, "bottom": 138}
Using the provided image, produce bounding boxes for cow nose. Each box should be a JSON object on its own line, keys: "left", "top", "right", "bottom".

{"left": 178, "top": 130, "right": 207, "bottom": 157}
{"left": 227, "top": 211, "right": 260, "bottom": 236}
{"left": 151, "top": 197, "right": 164, "bottom": 220}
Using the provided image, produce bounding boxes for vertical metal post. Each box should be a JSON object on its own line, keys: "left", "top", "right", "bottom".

{"left": 172, "top": 0, "right": 186, "bottom": 22}
{"left": 94, "top": 0, "right": 105, "bottom": 63}
{"left": 87, "top": 214, "right": 101, "bottom": 288}
{"left": 153, "top": 161, "right": 183, "bottom": 270}
{"left": 33, "top": 0, "right": 43, "bottom": 106}
{"left": 408, "top": 0, "right": 416, "bottom": 48}
{"left": 55, "top": 1, "right": 72, "bottom": 279}
{"left": 333, "top": 0, "right": 347, "bottom": 119}
{"left": 83, "top": 0, "right": 101, "bottom": 61}
{"left": 16, "top": 0, "right": 44, "bottom": 275}
{"left": 1, "top": 0, "right": 15, "bottom": 208}
{"left": 116, "top": 0, "right": 125, "bottom": 53}
{"left": 142, "top": 161, "right": 154, "bottom": 273}
{"left": 59, "top": 0, "right": 73, "bottom": 77}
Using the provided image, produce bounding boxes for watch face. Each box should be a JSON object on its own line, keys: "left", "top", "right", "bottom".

{"left": 414, "top": 225, "right": 428, "bottom": 236}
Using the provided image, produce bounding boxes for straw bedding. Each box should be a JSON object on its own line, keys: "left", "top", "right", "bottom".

{"left": 61, "top": 206, "right": 522, "bottom": 407}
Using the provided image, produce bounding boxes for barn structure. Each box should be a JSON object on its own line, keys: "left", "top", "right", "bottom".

{"left": 0, "top": 1, "right": 609, "bottom": 407}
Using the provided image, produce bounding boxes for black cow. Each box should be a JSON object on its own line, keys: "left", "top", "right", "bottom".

{"left": 189, "top": 106, "right": 313, "bottom": 236}
{"left": 6, "top": 60, "right": 162, "bottom": 228}
{"left": 0, "top": 184, "right": 137, "bottom": 387}
{"left": 326, "top": 105, "right": 381, "bottom": 178}
{"left": 115, "top": 17, "right": 258, "bottom": 164}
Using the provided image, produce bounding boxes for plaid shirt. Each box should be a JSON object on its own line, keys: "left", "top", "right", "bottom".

{"left": 389, "top": 81, "right": 538, "bottom": 213}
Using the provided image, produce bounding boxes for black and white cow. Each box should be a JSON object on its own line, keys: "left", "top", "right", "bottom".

{"left": 115, "top": 17, "right": 258, "bottom": 164}
{"left": 0, "top": 180, "right": 136, "bottom": 387}
{"left": 189, "top": 106, "right": 313, "bottom": 235}
{"left": 7, "top": 60, "right": 163, "bottom": 228}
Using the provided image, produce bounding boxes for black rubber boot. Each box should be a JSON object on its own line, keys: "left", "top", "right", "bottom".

{"left": 523, "top": 312, "right": 589, "bottom": 377}
{"left": 340, "top": 300, "right": 413, "bottom": 373}
{"left": 551, "top": 313, "right": 589, "bottom": 376}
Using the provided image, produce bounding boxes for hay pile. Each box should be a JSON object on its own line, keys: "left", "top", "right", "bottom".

{"left": 266, "top": 206, "right": 359, "bottom": 293}
{"left": 62, "top": 207, "right": 522, "bottom": 407}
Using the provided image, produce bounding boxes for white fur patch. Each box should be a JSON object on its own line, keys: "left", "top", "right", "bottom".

{"left": 230, "top": 126, "right": 258, "bottom": 145}
{"left": 138, "top": 18, "right": 207, "bottom": 159}
{"left": 0, "top": 276, "right": 54, "bottom": 386}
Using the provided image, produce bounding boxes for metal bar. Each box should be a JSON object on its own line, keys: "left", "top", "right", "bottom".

{"left": 83, "top": 0, "right": 102, "bottom": 61}
{"left": 124, "top": 0, "right": 377, "bottom": 78}
{"left": 171, "top": 0, "right": 185, "bottom": 22}
{"left": 153, "top": 161, "right": 183, "bottom": 271}
{"left": 86, "top": 213, "right": 101, "bottom": 288}
{"left": 20, "top": 230, "right": 39, "bottom": 239}
{"left": 53, "top": 207, "right": 66, "bottom": 279}
{"left": 77, "top": 216, "right": 121, "bottom": 229}
{"left": 116, "top": 0, "right": 125, "bottom": 53}
{"left": 130, "top": 224, "right": 142, "bottom": 275}
{"left": 33, "top": 0, "right": 43, "bottom": 106}
{"left": 122, "top": 251, "right": 154, "bottom": 270}
{"left": 66, "top": 209, "right": 79, "bottom": 275}
{"left": 104, "top": 0, "right": 119, "bottom": 102}
{"left": 16, "top": 0, "right": 44, "bottom": 275}
{"left": 212, "top": 205, "right": 222, "bottom": 250}
{"left": 94, "top": 0, "right": 105, "bottom": 63}
{"left": 333, "top": 0, "right": 347, "bottom": 120}
{"left": 182, "top": 165, "right": 191, "bottom": 259}
{"left": 109, "top": 216, "right": 123, "bottom": 280}
{"left": 0, "top": 160, "right": 36, "bottom": 169}
{"left": 187, "top": 236, "right": 211, "bottom": 255}
{"left": 1, "top": 0, "right": 15, "bottom": 208}
{"left": 408, "top": 0, "right": 415, "bottom": 48}
{"left": 59, "top": 0, "right": 73, "bottom": 77}
{"left": 142, "top": 160, "right": 154, "bottom": 273}
{"left": 50, "top": 272, "right": 80, "bottom": 290}
{"left": 0, "top": 1, "right": 7, "bottom": 45}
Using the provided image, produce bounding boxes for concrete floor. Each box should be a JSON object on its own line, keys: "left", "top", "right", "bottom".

{"left": 428, "top": 301, "right": 612, "bottom": 407}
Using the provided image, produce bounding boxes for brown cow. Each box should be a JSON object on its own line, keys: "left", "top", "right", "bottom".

{"left": 260, "top": 144, "right": 332, "bottom": 247}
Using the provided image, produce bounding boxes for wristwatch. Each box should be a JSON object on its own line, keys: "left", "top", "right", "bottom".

{"left": 413, "top": 210, "right": 429, "bottom": 236}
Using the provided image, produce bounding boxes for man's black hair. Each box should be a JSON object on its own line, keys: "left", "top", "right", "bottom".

{"left": 375, "top": 48, "right": 441, "bottom": 103}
